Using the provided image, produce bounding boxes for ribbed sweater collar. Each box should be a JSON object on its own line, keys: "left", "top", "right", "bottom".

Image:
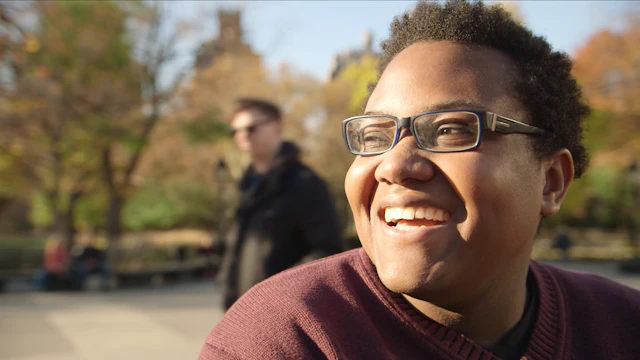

{"left": 356, "top": 249, "right": 564, "bottom": 360}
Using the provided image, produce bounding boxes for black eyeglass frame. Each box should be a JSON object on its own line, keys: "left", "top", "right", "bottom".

{"left": 231, "top": 118, "right": 276, "bottom": 136}
{"left": 341, "top": 109, "right": 544, "bottom": 155}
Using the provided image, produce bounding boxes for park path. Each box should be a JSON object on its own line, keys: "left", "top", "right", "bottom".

{"left": 0, "top": 281, "right": 224, "bottom": 360}
{"left": 1, "top": 261, "right": 639, "bottom": 360}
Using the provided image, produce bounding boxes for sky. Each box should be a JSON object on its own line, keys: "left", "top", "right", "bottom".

{"left": 164, "top": 1, "right": 636, "bottom": 82}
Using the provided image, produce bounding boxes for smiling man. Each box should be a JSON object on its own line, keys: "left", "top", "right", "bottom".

{"left": 200, "top": 2, "right": 640, "bottom": 359}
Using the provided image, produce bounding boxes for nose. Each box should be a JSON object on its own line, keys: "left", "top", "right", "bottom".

{"left": 374, "top": 128, "right": 437, "bottom": 185}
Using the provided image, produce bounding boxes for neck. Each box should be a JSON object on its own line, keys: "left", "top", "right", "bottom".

{"left": 251, "top": 143, "right": 280, "bottom": 174}
{"left": 405, "top": 263, "right": 529, "bottom": 348}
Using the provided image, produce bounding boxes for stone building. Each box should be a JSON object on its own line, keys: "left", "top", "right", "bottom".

{"left": 329, "top": 31, "right": 377, "bottom": 80}
{"left": 194, "top": 9, "right": 261, "bottom": 71}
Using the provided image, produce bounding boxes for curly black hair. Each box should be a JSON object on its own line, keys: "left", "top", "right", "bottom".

{"left": 372, "top": 0, "right": 589, "bottom": 178}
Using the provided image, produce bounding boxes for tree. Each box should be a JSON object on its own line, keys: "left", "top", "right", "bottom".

{"left": 98, "top": 2, "right": 189, "bottom": 246}
{"left": 313, "top": 54, "right": 380, "bottom": 236}
{"left": 563, "top": 12, "right": 640, "bottom": 235}
{"left": 572, "top": 14, "right": 640, "bottom": 163}
{"left": 0, "top": 1, "right": 140, "bottom": 248}
{"left": 0, "top": 1, "right": 191, "bottom": 251}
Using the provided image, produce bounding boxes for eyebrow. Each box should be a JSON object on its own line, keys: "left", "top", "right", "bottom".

{"left": 364, "top": 99, "right": 487, "bottom": 116}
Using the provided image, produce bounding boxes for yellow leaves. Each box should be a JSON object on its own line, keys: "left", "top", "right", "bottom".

{"left": 23, "top": 33, "right": 40, "bottom": 53}
{"left": 335, "top": 54, "right": 379, "bottom": 115}
{"left": 34, "top": 66, "right": 51, "bottom": 79}
{"left": 9, "top": 143, "right": 24, "bottom": 157}
{"left": 8, "top": 98, "right": 46, "bottom": 117}
{"left": 53, "top": 141, "right": 65, "bottom": 154}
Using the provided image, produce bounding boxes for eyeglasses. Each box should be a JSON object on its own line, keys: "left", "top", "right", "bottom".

{"left": 342, "top": 109, "right": 544, "bottom": 155}
{"left": 231, "top": 119, "right": 274, "bottom": 136}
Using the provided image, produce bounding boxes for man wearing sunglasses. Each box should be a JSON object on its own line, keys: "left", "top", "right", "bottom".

{"left": 201, "top": 2, "right": 640, "bottom": 359}
{"left": 218, "top": 98, "right": 343, "bottom": 311}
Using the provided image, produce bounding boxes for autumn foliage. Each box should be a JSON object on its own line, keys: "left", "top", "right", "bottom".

{"left": 0, "top": 1, "right": 638, "bottom": 247}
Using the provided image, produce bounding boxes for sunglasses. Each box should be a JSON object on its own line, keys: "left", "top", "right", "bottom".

{"left": 231, "top": 119, "right": 274, "bottom": 136}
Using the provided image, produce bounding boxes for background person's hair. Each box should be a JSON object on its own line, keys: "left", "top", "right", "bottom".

{"left": 373, "top": 0, "right": 590, "bottom": 178}
{"left": 234, "top": 98, "right": 282, "bottom": 122}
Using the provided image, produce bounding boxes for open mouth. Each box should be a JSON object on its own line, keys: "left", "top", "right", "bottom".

{"left": 384, "top": 206, "right": 451, "bottom": 230}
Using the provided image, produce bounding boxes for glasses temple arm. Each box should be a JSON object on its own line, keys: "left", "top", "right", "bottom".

{"left": 486, "top": 113, "right": 544, "bottom": 134}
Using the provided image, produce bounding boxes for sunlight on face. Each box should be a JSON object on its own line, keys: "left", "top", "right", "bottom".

{"left": 345, "top": 41, "right": 545, "bottom": 306}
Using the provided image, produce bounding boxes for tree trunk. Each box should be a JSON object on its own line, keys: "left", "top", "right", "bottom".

{"left": 47, "top": 190, "right": 67, "bottom": 247}
{"left": 63, "top": 191, "right": 82, "bottom": 251}
{"left": 49, "top": 191, "right": 82, "bottom": 252}
{"left": 105, "top": 193, "right": 122, "bottom": 246}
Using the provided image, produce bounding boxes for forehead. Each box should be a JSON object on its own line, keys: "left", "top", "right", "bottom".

{"left": 367, "top": 41, "right": 524, "bottom": 119}
{"left": 231, "top": 109, "right": 270, "bottom": 127}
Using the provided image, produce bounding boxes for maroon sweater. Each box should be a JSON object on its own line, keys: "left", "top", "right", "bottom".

{"left": 200, "top": 248, "right": 640, "bottom": 360}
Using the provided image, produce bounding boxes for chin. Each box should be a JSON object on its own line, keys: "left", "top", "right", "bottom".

{"left": 379, "top": 274, "right": 424, "bottom": 295}
{"left": 375, "top": 257, "right": 443, "bottom": 295}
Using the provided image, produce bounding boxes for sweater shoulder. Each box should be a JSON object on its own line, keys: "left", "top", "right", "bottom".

{"left": 201, "top": 250, "right": 365, "bottom": 359}
{"left": 532, "top": 261, "right": 640, "bottom": 357}
{"left": 520, "top": 262, "right": 640, "bottom": 359}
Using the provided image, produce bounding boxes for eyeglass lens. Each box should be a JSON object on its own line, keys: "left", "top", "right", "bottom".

{"left": 231, "top": 120, "right": 270, "bottom": 136}
{"left": 346, "top": 111, "right": 480, "bottom": 153}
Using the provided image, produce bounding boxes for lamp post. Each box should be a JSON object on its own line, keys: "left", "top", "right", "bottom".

{"left": 215, "top": 158, "right": 229, "bottom": 184}
{"left": 214, "top": 158, "right": 229, "bottom": 241}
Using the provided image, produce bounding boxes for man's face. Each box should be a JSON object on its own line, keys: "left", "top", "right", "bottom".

{"left": 231, "top": 109, "right": 281, "bottom": 158}
{"left": 345, "top": 41, "right": 548, "bottom": 306}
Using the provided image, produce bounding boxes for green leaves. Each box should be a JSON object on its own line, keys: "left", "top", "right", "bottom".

{"left": 181, "top": 110, "right": 231, "bottom": 145}
{"left": 123, "top": 180, "right": 216, "bottom": 230}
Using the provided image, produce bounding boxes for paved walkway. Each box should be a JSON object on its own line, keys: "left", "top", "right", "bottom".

{"left": 0, "top": 281, "right": 224, "bottom": 360}
{"left": 1, "top": 261, "right": 639, "bottom": 360}
{"left": 538, "top": 259, "right": 640, "bottom": 290}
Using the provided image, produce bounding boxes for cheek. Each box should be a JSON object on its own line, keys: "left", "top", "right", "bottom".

{"left": 453, "top": 154, "right": 543, "bottom": 253}
{"left": 345, "top": 158, "right": 378, "bottom": 237}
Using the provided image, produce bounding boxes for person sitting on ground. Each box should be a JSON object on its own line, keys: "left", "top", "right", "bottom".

{"left": 72, "top": 236, "right": 110, "bottom": 290}
{"left": 41, "top": 236, "right": 70, "bottom": 290}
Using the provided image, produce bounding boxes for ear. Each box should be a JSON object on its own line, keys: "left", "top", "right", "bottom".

{"left": 540, "top": 149, "right": 574, "bottom": 217}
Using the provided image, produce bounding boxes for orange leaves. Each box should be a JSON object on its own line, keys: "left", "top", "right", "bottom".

{"left": 573, "top": 19, "right": 640, "bottom": 115}
{"left": 572, "top": 16, "right": 640, "bottom": 167}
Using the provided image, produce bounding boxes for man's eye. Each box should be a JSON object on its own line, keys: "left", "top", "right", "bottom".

{"left": 364, "top": 133, "right": 389, "bottom": 142}
{"left": 436, "top": 123, "right": 474, "bottom": 137}
{"left": 363, "top": 132, "right": 392, "bottom": 150}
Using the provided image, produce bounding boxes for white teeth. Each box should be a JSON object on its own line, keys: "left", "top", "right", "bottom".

{"left": 424, "top": 207, "right": 435, "bottom": 220}
{"left": 403, "top": 208, "right": 415, "bottom": 220}
{"left": 385, "top": 210, "right": 392, "bottom": 223}
{"left": 384, "top": 206, "right": 451, "bottom": 223}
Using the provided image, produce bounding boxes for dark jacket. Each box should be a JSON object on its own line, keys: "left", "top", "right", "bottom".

{"left": 219, "top": 141, "right": 343, "bottom": 309}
